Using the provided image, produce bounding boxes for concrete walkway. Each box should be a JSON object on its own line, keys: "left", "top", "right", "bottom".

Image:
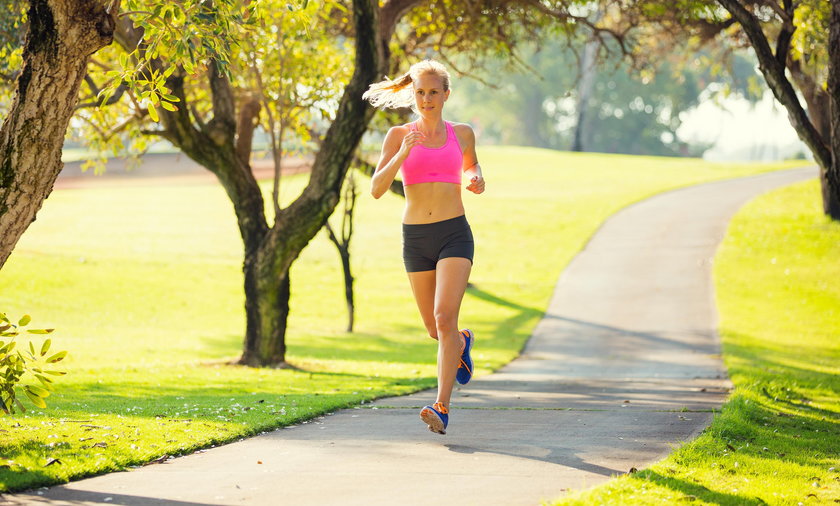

{"left": 3, "top": 168, "right": 815, "bottom": 506}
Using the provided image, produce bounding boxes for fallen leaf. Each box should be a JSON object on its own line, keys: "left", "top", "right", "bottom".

{"left": 257, "top": 461, "right": 263, "bottom": 465}
{"left": 629, "top": 467, "right": 638, "bottom": 473}
{"left": 44, "top": 458, "right": 62, "bottom": 467}
{"left": 92, "top": 442, "right": 108, "bottom": 448}
{"left": 726, "top": 444, "right": 736, "bottom": 452}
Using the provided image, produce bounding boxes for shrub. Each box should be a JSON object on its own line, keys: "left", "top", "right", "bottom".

{"left": 0, "top": 313, "right": 66, "bottom": 415}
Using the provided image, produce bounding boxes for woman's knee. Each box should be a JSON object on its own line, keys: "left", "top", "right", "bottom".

{"left": 433, "top": 309, "right": 458, "bottom": 334}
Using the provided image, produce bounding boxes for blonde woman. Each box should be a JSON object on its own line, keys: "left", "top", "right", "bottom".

{"left": 363, "top": 60, "right": 485, "bottom": 435}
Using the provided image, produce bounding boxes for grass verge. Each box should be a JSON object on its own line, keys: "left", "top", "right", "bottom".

{"left": 553, "top": 179, "right": 839, "bottom": 505}
{"left": 0, "top": 147, "right": 804, "bottom": 492}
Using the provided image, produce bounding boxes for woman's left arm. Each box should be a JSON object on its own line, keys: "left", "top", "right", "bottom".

{"left": 456, "top": 124, "right": 485, "bottom": 195}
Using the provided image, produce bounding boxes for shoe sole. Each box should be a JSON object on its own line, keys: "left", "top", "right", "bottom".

{"left": 419, "top": 407, "right": 446, "bottom": 435}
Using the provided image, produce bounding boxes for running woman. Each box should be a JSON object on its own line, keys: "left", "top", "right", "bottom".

{"left": 363, "top": 60, "right": 485, "bottom": 435}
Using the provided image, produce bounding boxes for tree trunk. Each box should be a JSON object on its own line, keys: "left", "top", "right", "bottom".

{"left": 339, "top": 247, "right": 354, "bottom": 333}
{"left": 718, "top": 0, "right": 837, "bottom": 218}
{"left": 828, "top": 0, "right": 840, "bottom": 219}
{"left": 572, "top": 39, "right": 598, "bottom": 152}
{"left": 0, "top": 0, "right": 116, "bottom": 269}
{"left": 788, "top": 57, "right": 839, "bottom": 216}
{"left": 325, "top": 222, "right": 356, "bottom": 333}
{"left": 240, "top": 250, "right": 291, "bottom": 367}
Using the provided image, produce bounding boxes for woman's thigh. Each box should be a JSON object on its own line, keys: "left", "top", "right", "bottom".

{"left": 434, "top": 257, "right": 472, "bottom": 323}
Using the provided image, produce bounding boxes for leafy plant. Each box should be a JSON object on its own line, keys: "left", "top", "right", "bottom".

{"left": 0, "top": 313, "right": 66, "bottom": 415}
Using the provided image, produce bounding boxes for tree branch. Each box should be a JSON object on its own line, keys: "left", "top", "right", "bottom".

{"left": 76, "top": 80, "right": 128, "bottom": 109}
{"left": 206, "top": 59, "right": 236, "bottom": 146}
{"left": 717, "top": 0, "right": 831, "bottom": 170}
{"left": 236, "top": 96, "right": 261, "bottom": 165}
{"left": 774, "top": 0, "right": 796, "bottom": 67}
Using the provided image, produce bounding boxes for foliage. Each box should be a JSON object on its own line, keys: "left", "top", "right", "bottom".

{"left": 0, "top": 0, "right": 25, "bottom": 114}
{"left": 445, "top": 36, "right": 745, "bottom": 156}
{"left": 0, "top": 313, "right": 65, "bottom": 415}
{"left": 74, "top": 0, "right": 348, "bottom": 185}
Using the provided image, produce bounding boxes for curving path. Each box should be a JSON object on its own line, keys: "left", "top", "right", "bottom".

{"left": 2, "top": 167, "right": 816, "bottom": 506}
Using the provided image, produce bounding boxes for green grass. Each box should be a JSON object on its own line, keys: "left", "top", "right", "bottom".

{"left": 553, "top": 179, "right": 840, "bottom": 505}
{"left": 0, "top": 147, "right": 804, "bottom": 492}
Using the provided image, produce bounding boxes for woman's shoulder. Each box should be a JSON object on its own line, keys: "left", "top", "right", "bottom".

{"left": 449, "top": 122, "right": 476, "bottom": 146}
{"left": 383, "top": 124, "right": 411, "bottom": 141}
{"left": 450, "top": 122, "right": 475, "bottom": 137}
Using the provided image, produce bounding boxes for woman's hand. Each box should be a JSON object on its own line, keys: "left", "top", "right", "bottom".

{"left": 398, "top": 130, "right": 425, "bottom": 157}
{"left": 466, "top": 175, "right": 485, "bottom": 194}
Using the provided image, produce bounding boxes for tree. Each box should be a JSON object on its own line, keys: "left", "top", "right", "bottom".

{"left": 0, "top": 0, "right": 117, "bottom": 269}
{"left": 0, "top": 0, "right": 250, "bottom": 268}
{"left": 445, "top": 37, "right": 717, "bottom": 157}
{"left": 324, "top": 171, "right": 358, "bottom": 333}
{"left": 622, "top": 0, "right": 838, "bottom": 218}
{"left": 1, "top": 0, "right": 647, "bottom": 368}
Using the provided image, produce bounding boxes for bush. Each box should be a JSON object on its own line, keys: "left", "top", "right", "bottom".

{"left": 0, "top": 313, "right": 67, "bottom": 415}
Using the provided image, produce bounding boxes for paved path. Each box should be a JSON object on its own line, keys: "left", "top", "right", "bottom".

{"left": 3, "top": 168, "right": 816, "bottom": 506}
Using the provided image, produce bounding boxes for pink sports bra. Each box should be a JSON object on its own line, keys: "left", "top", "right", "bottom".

{"left": 400, "top": 121, "right": 463, "bottom": 186}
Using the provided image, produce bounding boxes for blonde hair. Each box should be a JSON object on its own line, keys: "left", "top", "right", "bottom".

{"left": 362, "top": 59, "right": 451, "bottom": 110}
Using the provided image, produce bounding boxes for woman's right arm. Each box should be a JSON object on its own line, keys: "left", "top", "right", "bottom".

{"left": 371, "top": 126, "right": 423, "bottom": 199}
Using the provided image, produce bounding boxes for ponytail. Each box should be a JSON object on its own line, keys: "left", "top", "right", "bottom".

{"left": 362, "top": 72, "right": 414, "bottom": 109}
{"left": 362, "top": 59, "right": 451, "bottom": 111}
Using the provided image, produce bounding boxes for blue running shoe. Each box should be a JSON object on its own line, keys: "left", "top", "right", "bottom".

{"left": 420, "top": 402, "right": 449, "bottom": 434}
{"left": 456, "top": 329, "right": 474, "bottom": 385}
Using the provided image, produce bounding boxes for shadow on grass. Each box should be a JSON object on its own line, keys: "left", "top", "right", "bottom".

{"left": 631, "top": 470, "right": 769, "bottom": 505}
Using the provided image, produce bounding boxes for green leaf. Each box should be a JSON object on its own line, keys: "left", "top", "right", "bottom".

{"left": 27, "top": 329, "right": 54, "bottom": 335}
{"left": 44, "top": 370, "right": 67, "bottom": 376}
{"left": 28, "top": 341, "right": 34, "bottom": 355}
{"left": 161, "top": 101, "right": 178, "bottom": 112}
{"left": 18, "top": 315, "right": 31, "bottom": 326}
{"left": 34, "top": 375, "right": 55, "bottom": 391}
{"left": 0, "top": 313, "right": 8, "bottom": 323}
{"left": 25, "top": 385, "right": 50, "bottom": 398}
{"left": 148, "top": 104, "right": 160, "bottom": 122}
{"left": 40, "top": 339, "right": 51, "bottom": 356}
{"left": 24, "top": 388, "right": 47, "bottom": 409}
{"left": 45, "top": 351, "right": 67, "bottom": 364}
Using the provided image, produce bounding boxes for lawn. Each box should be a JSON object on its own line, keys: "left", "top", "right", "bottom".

{"left": 0, "top": 147, "right": 804, "bottom": 492}
{"left": 554, "top": 178, "right": 839, "bottom": 505}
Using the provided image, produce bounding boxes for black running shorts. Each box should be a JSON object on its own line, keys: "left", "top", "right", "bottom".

{"left": 402, "top": 215, "right": 474, "bottom": 272}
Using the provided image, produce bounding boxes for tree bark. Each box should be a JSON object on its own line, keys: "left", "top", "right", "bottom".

{"left": 0, "top": 0, "right": 116, "bottom": 269}
{"left": 717, "top": 0, "right": 838, "bottom": 219}
{"left": 788, "top": 53, "right": 838, "bottom": 216}
{"left": 828, "top": 0, "right": 840, "bottom": 219}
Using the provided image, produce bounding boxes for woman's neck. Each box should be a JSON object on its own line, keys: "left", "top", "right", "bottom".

{"left": 416, "top": 116, "right": 445, "bottom": 135}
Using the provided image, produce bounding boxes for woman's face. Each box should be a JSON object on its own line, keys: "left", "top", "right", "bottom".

{"left": 413, "top": 73, "right": 449, "bottom": 117}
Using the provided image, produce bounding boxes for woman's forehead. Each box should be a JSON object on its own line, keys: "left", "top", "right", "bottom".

{"left": 413, "top": 73, "right": 445, "bottom": 89}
